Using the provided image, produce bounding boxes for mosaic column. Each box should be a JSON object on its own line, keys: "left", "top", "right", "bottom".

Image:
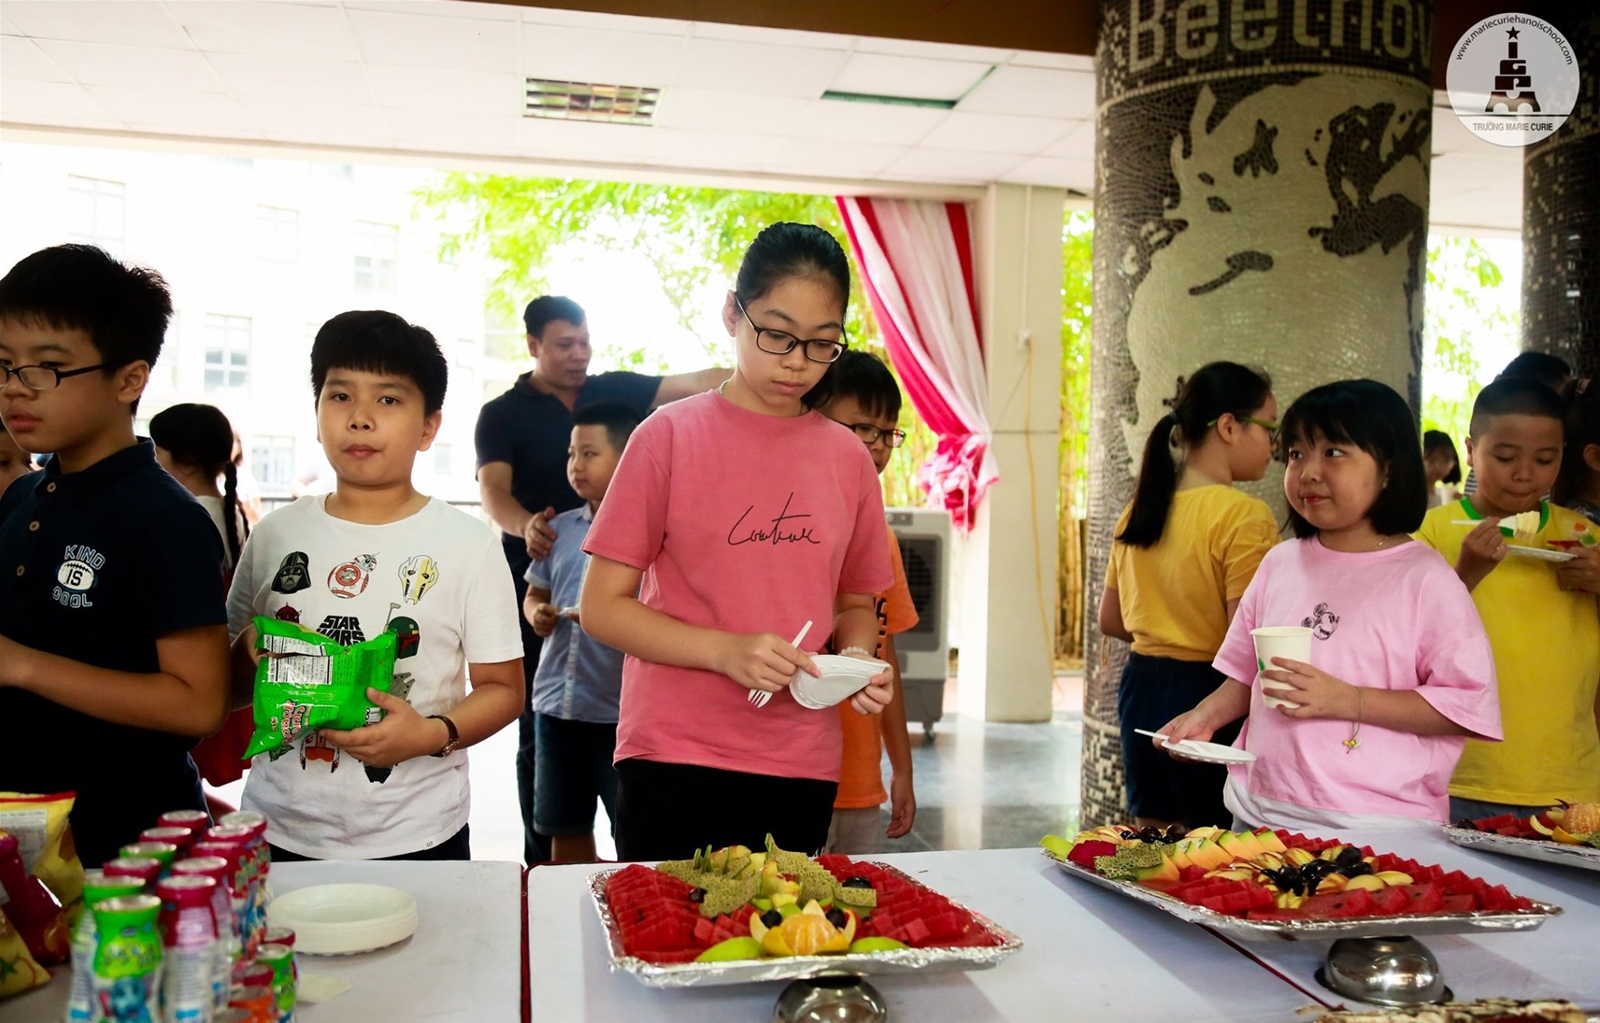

{"left": 1082, "top": 0, "right": 1435, "bottom": 827}
{"left": 1523, "top": 5, "right": 1599, "bottom": 377}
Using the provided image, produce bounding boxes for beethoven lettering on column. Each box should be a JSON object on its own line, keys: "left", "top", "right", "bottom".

{"left": 1081, "top": 0, "right": 1435, "bottom": 827}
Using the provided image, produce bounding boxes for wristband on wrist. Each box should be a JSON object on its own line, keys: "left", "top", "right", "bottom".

{"left": 429, "top": 714, "right": 461, "bottom": 758}
{"left": 838, "top": 645, "right": 874, "bottom": 659}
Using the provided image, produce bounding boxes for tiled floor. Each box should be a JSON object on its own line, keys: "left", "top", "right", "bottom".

{"left": 220, "top": 674, "right": 1086, "bottom": 862}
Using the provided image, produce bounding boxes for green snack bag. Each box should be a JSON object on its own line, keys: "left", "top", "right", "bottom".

{"left": 244, "top": 617, "right": 397, "bottom": 759}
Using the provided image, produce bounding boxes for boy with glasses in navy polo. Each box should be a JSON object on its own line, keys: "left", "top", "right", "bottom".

{"left": 0, "top": 244, "right": 231, "bottom": 867}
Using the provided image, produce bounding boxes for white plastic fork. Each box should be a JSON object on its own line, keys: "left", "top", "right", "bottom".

{"left": 749, "top": 620, "right": 812, "bottom": 708}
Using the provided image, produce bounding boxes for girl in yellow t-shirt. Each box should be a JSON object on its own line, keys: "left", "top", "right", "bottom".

{"left": 1099, "top": 362, "right": 1280, "bottom": 830}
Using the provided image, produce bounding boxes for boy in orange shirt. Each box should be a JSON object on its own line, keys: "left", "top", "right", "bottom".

{"left": 815, "top": 351, "right": 919, "bottom": 852}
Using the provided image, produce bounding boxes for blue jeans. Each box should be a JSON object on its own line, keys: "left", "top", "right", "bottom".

{"left": 513, "top": 571, "right": 552, "bottom": 865}
{"left": 1448, "top": 796, "right": 1550, "bottom": 824}
{"left": 533, "top": 714, "right": 619, "bottom": 837}
{"left": 1118, "top": 652, "right": 1239, "bottom": 828}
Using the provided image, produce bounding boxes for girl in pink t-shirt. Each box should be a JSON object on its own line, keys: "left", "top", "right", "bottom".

{"left": 580, "top": 223, "right": 895, "bottom": 860}
{"left": 1160, "top": 380, "right": 1501, "bottom": 832}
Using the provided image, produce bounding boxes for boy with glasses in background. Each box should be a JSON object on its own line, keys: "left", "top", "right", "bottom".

{"left": 812, "top": 350, "right": 919, "bottom": 852}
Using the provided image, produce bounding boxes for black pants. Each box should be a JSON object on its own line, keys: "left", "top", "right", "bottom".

{"left": 1118, "top": 652, "right": 1240, "bottom": 829}
{"left": 268, "top": 823, "right": 471, "bottom": 862}
{"left": 512, "top": 570, "right": 552, "bottom": 866}
{"left": 614, "top": 759, "right": 837, "bottom": 862}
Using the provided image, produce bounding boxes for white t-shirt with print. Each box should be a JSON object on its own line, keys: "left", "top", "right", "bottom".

{"left": 227, "top": 495, "right": 523, "bottom": 859}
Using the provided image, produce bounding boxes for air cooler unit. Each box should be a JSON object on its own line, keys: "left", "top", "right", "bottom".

{"left": 886, "top": 507, "right": 950, "bottom": 742}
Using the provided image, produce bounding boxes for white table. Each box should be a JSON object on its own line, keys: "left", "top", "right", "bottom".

{"left": 1223, "top": 828, "right": 1600, "bottom": 1009}
{"left": 0, "top": 859, "right": 524, "bottom": 1023}
{"left": 527, "top": 847, "right": 1323, "bottom": 1022}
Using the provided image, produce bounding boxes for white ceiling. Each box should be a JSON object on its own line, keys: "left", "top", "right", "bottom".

{"left": 0, "top": 0, "right": 1518, "bottom": 232}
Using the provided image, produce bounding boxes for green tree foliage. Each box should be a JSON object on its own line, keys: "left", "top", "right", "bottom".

{"left": 1060, "top": 211, "right": 1093, "bottom": 519}
{"left": 415, "top": 172, "right": 937, "bottom": 505}
{"left": 1058, "top": 210, "right": 1093, "bottom": 662}
{"left": 1421, "top": 236, "right": 1518, "bottom": 445}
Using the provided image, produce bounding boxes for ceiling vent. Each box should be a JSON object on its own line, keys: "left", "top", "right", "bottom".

{"left": 524, "top": 78, "right": 659, "bottom": 125}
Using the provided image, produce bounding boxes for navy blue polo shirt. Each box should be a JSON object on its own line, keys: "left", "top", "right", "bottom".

{"left": 0, "top": 439, "right": 227, "bottom": 866}
{"left": 474, "top": 370, "right": 660, "bottom": 579}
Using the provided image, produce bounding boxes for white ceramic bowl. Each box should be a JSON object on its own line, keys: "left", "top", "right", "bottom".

{"left": 789, "top": 654, "right": 890, "bottom": 710}
{"left": 267, "top": 883, "right": 418, "bottom": 956}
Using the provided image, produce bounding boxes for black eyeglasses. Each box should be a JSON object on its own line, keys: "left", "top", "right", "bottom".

{"left": 1207, "top": 414, "right": 1280, "bottom": 443}
{"left": 1, "top": 363, "right": 107, "bottom": 391}
{"left": 736, "top": 298, "right": 847, "bottom": 364}
{"left": 844, "top": 423, "right": 907, "bottom": 448}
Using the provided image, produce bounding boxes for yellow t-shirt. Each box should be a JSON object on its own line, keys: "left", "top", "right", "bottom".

{"left": 1416, "top": 499, "right": 1600, "bottom": 806}
{"left": 1105, "top": 486, "right": 1279, "bottom": 661}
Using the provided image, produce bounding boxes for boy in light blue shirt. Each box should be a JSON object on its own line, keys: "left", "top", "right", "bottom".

{"left": 523, "top": 400, "right": 640, "bottom": 862}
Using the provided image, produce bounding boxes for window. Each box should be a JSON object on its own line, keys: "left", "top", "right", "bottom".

{"left": 256, "top": 206, "right": 299, "bottom": 263}
{"left": 354, "top": 221, "right": 398, "bottom": 293}
{"left": 67, "top": 176, "right": 125, "bottom": 253}
{"left": 250, "top": 435, "right": 296, "bottom": 489}
{"left": 204, "top": 314, "right": 251, "bottom": 392}
{"left": 433, "top": 443, "right": 453, "bottom": 476}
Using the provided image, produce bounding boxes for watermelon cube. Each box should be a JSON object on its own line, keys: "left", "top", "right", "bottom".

{"left": 1302, "top": 888, "right": 1375, "bottom": 919}
{"left": 1399, "top": 883, "right": 1444, "bottom": 914}
{"left": 1369, "top": 887, "right": 1411, "bottom": 916}
{"left": 901, "top": 918, "right": 931, "bottom": 945}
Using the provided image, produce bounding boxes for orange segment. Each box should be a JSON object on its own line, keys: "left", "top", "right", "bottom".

{"left": 778, "top": 913, "right": 840, "bottom": 956}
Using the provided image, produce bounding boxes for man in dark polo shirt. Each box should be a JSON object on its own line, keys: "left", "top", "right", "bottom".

{"left": 476, "top": 295, "right": 725, "bottom": 864}
{"left": 0, "top": 245, "right": 230, "bottom": 867}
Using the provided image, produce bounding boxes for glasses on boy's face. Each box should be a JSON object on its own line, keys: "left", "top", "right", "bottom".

{"left": 0, "top": 363, "right": 107, "bottom": 391}
{"left": 735, "top": 298, "right": 847, "bottom": 364}
{"left": 845, "top": 423, "right": 908, "bottom": 448}
{"left": 1207, "top": 414, "right": 1280, "bottom": 443}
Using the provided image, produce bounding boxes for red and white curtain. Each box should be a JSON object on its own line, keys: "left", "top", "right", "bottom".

{"left": 836, "top": 196, "right": 996, "bottom": 531}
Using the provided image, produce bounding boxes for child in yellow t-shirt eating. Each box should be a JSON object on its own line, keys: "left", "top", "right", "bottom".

{"left": 1416, "top": 377, "right": 1600, "bottom": 819}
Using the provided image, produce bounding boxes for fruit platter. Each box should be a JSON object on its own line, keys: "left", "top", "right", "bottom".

{"left": 590, "top": 836, "right": 1021, "bottom": 987}
{"left": 1040, "top": 824, "right": 1561, "bottom": 942}
{"left": 1445, "top": 801, "right": 1600, "bottom": 873}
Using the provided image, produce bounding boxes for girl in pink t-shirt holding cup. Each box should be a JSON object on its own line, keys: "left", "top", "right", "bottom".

{"left": 580, "top": 223, "right": 896, "bottom": 861}
{"left": 1158, "top": 380, "right": 1501, "bottom": 833}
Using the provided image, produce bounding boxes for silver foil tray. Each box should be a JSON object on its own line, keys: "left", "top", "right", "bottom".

{"left": 1444, "top": 825, "right": 1600, "bottom": 873}
{"left": 1044, "top": 849, "right": 1562, "bottom": 942}
{"left": 588, "top": 863, "right": 1023, "bottom": 988}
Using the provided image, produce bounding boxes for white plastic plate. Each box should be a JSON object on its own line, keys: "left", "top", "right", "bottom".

{"left": 1505, "top": 545, "right": 1576, "bottom": 563}
{"left": 789, "top": 654, "right": 890, "bottom": 710}
{"left": 1159, "top": 737, "right": 1257, "bottom": 765}
{"left": 268, "top": 883, "right": 419, "bottom": 956}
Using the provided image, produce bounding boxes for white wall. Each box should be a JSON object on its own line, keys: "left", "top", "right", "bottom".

{"left": 957, "top": 182, "right": 1065, "bottom": 722}
{"left": 0, "top": 142, "right": 495, "bottom": 501}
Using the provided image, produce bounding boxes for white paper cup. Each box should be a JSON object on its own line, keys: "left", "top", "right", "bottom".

{"left": 1251, "top": 626, "right": 1311, "bottom": 710}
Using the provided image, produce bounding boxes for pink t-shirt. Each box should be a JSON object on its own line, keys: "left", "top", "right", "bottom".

{"left": 1213, "top": 536, "right": 1501, "bottom": 826}
{"left": 583, "top": 391, "right": 893, "bottom": 782}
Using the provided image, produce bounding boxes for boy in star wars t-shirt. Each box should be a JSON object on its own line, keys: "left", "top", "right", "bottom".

{"left": 226, "top": 311, "right": 523, "bottom": 860}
